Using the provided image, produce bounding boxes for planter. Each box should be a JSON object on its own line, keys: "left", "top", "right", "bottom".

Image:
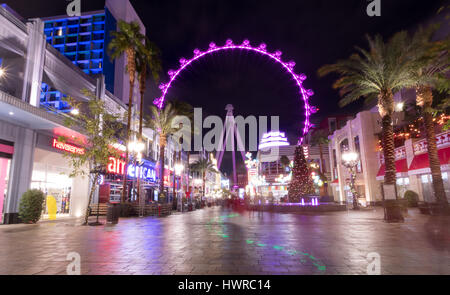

{"left": 418, "top": 202, "right": 431, "bottom": 215}
{"left": 383, "top": 200, "right": 404, "bottom": 223}
{"left": 119, "top": 203, "right": 133, "bottom": 217}
{"left": 429, "top": 203, "right": 450, "bottom": 216}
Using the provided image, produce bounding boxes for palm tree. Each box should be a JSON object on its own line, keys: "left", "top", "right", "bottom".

{"left": 318, "top": 32, "right": 417, "bottom": 221}
{"left": 146, "top": 101, "right": 192, "bottom": 202}
{"left": 108, "top": 20, "right": 144, "bottom": 203}
{"left": 135, "top": 37, "right": 162, "bottom": 139}
{"left": 189, "top": 157, "right": 218, "bottom": 200}
{"left": 409, "top": 25, "right": 450, "bottom": 210}
{"left": 309, "top": 129, "right": 330, "bottom": 173}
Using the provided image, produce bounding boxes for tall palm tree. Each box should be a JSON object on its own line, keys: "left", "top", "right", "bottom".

{"left": 146, "top": 101, "right": 192, "bottom": 202}
{"left": 409, "top": 25, "right": 450, "bottom": 210}
{"left": 108, "top": 20, "right": 144, "bottom": 203}
{"left": 318, "top": 32, "right": 417, "bottom": 221}
{"left": 309, "top": 129, "right": 330, "bottom": 173}
{"left": 135, "top": 37, "right": 162, "bottom": 139}
{"left": 189, "top": 157, "right": 218, "bottom": 200}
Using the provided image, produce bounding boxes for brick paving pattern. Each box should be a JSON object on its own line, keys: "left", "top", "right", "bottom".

{"left": 0, "top": 207, "right": 449, "bottom": 275}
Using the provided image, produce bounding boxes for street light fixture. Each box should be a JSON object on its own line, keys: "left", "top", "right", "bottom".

{"left": 174, "top": 163, "right": 184, "bottom": 176}
{"left": 341, "top": 151, "right": 360, "bottom": 210}
{"left": 0, "top": 68, "right": 5, "bottom": 77}
{"left": 128, "top": 140, "right": 146, "bottom": 216}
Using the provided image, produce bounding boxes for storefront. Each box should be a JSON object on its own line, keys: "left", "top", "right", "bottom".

{"left": 101, "top": 156, "right": 158, "bottom": 203}
{"left": 32, "top": 135, "right": 90, "bottom": 219}
{"left": 0, "top": 139, "right": 13, "bottom": 223}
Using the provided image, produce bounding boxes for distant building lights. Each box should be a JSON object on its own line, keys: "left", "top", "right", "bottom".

{"left": 259, "top": 131, "right": 290, "bottom": 150}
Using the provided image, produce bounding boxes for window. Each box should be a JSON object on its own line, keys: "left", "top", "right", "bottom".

{"left": 442, "top": 172, "right": 448, "bottom": 180}
{"left": 421, "top": 175, "right": 429, "bottom": 183}
{"left": 329, "top": 118, "right": 337, "bottom": 133}
{"left": 339, "top": 139, "right": 349, "bottom": 153}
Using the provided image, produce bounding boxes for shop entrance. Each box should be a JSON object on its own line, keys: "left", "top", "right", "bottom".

{"left": 31, "top": 148, "right": 73, "bottom": 219}
{"left": 0, "top": 139, "right": 13, "bottom": 223}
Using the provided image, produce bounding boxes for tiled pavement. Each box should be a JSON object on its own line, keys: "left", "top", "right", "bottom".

{"left": 0, "top": 206, "right": 449, "bottom": 275}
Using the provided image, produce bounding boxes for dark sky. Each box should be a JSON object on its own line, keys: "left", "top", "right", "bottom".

{"left": 4, "top": 0, "right": 447, "bottom": 175}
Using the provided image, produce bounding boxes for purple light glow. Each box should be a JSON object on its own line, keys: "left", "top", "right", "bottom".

{"left": 153, "top": 39, "right": 313, "bottom": 141}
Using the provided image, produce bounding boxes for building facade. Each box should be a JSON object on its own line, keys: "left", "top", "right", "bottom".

{"left": 328, "top": 111, "right": 382, "bottom": 205}
{"left": 0, "top": 4, "right": 129, "bottom": 223}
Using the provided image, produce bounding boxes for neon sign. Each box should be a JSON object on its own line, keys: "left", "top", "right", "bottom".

{"left": 52, "top": 138, "right": 85, "bottom": 155}
{"left": 107, "top": 157, "right": 126, "bottom": 175}
{"left": 258, "top": 131, "right": 290, "bottom": 150}
{"left": 107, "top": 157, "right": 156, "bottom": 182}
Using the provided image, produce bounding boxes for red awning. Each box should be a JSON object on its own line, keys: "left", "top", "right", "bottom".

{"left": 409, "top": 146, "right": 450, "bottom": 171}
{"left": 331, "top": 178, "right": 339, "bottom": 184}
{"left": 376, "top": 158, "right": 408, "bottom": 177}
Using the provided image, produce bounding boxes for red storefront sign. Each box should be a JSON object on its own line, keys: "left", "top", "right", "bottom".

{"left": 107, "top": 156, "right": 126, "bottom": 175}
{"left": 52, "top": 138, "right": 85, "bottom": 155}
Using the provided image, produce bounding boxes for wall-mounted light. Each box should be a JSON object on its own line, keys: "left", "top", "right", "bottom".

{"left": 70, "top": 108, "right": 79, "bottom": 115}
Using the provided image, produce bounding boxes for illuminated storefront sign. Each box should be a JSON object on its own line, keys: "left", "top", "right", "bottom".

{"left": 52, "top": 138, "right": 85, "bottom": 155}
{"left": 107, "top": 157, "right": 156, "bottom": 182}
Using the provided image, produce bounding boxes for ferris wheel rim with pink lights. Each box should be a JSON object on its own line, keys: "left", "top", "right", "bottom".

{"left": 153, "top": 38, "right": 317, "bottom": 145}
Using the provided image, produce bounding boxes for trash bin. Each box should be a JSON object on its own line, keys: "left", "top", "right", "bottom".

{"left": 106, "top": 203, "right": 120, "bottom": 224}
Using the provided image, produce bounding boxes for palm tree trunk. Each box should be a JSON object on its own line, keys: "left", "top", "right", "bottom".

{"left": 121, "top": 48, "right": 136, "bottom": 204}
{"left": 187, "top": 152, "right": 190, "bottom": 198}
{"left": 381, "top": 113, "right": 396, "bottom": 188}
{"left": 319, "top": 144, "right": 324, "bottom": 173}
{"left": 159, "top": 136, "right": 166, "bottom": 203}
{"left": 202, "top": 170, "right": 206, "bottom": 200}
{"left": 418, "top": 86, "right": 448, "bottom": 208}
{"left": 138, "top": 67, "right": 146, "bottom": 139}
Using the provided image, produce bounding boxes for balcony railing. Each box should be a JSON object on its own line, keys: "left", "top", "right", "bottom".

{"left": 379, "top": 130, "right": 450, "bottom": 165}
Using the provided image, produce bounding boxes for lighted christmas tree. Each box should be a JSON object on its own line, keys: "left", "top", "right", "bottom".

{"left": 288, "top": 145, "right": 314, "bottom": 202}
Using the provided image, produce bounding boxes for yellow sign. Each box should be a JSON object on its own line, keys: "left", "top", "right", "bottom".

{"left": 46, "top": 195, "right": 57, "bottom": 220}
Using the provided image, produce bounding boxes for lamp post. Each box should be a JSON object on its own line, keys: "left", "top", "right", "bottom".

{"left": 175, "top": 163, "right": 184, "bottom": 211}
{"left": 341, "top": 151, "right": 360, "bottom": 210}
{"left": 128, "top": 140, "right": 145, "bottom": 216}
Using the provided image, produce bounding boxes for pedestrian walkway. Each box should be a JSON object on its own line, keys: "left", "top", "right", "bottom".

{"left": 0, "top": 207, "right": 448, "bottom": 275}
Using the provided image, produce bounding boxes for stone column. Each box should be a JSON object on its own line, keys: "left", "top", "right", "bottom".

{"left": 3, "top": 128, "right": 36, "bottom": 223}
{"left": 21, "top": 18, "right": 45, "bottom": 107}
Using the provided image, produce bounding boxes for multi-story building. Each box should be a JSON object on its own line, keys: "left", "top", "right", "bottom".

{"left": 40, "top": 0, "right": 145, "bottom": 111}
{"left": 0, "top": 4, "right": 129, "bottom": 223}
{"left": 328, "top": 111, "right": 383, "bottom": 205}
{"left": 328, "top": 87, "right": 449, "bottom": 206}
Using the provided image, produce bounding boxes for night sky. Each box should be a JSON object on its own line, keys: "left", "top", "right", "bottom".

{"left": 4, "top": 0, "right": 447, "bottom": 174}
